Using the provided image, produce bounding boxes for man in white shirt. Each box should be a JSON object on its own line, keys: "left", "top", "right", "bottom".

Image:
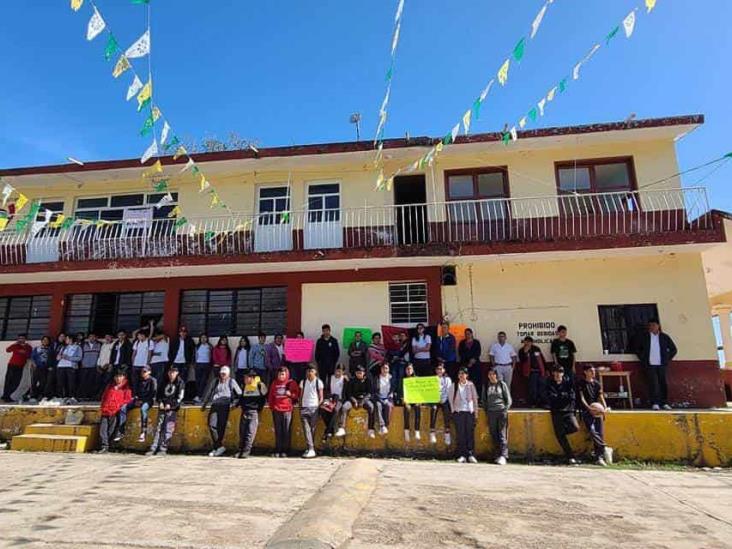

{"left": 489, "top": 332, "right": 517, "bottom": 391}
{"left": 636, "top": 318, "right": 677, "bottom": 410}
{"left": 299, "top": 365, "right": 323, "bottom": 458}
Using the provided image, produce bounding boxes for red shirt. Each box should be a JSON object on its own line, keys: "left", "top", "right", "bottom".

{"left": 212, "top": 346, "right": 231, "bottom": 367}
{"left": 6, "top": 342, "right": 32, "bottom": 368}
{"left": 100, "top": 379, "right": 133, "bottom": 417}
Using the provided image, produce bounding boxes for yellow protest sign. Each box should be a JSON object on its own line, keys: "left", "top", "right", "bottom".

{"left": 403, "top": 376, "right": 441, "bottom": 404}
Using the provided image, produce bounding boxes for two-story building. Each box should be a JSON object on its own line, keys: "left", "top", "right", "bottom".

{"left": 0, "top": 114, "right": 727, "bottom": 407}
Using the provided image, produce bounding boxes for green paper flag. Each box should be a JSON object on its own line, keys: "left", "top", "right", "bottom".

{"left": 153, "top": 179, "right": 169, "bottom": 192}
{"left": 528, "top": 108, "right": 538, "bottom": 122}
{"left": 559, "top": 78, "right": 568, "bottom": 93}
{"left": 385, "top": 67, "right": 393, "bottom": 81}
{"left": 606, "top": 26, "right": 620, "bottom": 45}
{"left": 28, "top": 201, "right": 41, "bottom": 220}
{"left": 280, "top": 211, "right": 291, "bottom": 224}
{"left": 204, "top": 230, "right": 216, "bottom": 240}
{"left": 140, "top": 115, "right": 154, "bottom": 137}
{"left": 15, "top": 218, "right": 29, "bottom": 232}
{"left": 502, "top": 132, "right": 510, "bottom": 146}
{"left": 724, "top": 152, "right": 732, "bottom": 159}
{"left": 104, "top": 34, "right": 119, "bottom": 61}
{"left": 131, "top": 0, "right": 150, "bottom": 4}
{"left": 513, "top": 38, "right": 526, "bottom": 62}
{"left": 60, "top": 218, "right": 75, "bottom": 230}
{"left": 442, "top": 132, "right": 453, "bottom": 146}
{"left": 472, "top": 98, "right": 483, "bottom": 120}
{"left": 137, "top": 97, "right": 151, "bottom": 113}
{"left": 164, "top": 136, "right": 180, "bottom": 152}
{"left": 174, "top": 217, "right": 188, "bottom": 229}
{"left": 191, "top": 165, "right": 201, "bottom": 175}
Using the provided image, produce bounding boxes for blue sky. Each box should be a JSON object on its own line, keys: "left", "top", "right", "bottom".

{"left": 1, "top": 1, "right": 731, "bottom": 209}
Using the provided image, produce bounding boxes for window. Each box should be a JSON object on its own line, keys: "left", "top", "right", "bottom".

{"left": 598, "top": 304, "right": 659, "bottom": 354}
{"left": 74, "top": 192, "right": 178, "bottom": 221}
{"left": 258, "top": 187, "right": 290, "bottom": 225}
{"left": 445, "top": 168, "right": 509, "bottom": 221}
{"left": 556, "top": 158, "right": 635, "bottom": 194}
{"left": 308, "top": 183, "right": 340, "bottom": 223}
{"left": 389, "top": 282, "right": 428, "bottom": 324}
{"left": 180, "top": 287, "right": 287, "bottom": 336}
{"left": 0, "top": 295, "right": 51, "bottom": 340}
{"left": 64, "top": 292, "right": 164, "bottom": 336}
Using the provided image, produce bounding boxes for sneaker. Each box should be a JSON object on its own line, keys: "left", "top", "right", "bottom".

{"left": 404, "top": 430, "right": 410, "bottom": 442}
{"left": 596, "top": 457, "right": 608, "bottom": 467}
{"left": 279, "top": 452, "right": 287, "bottom": 458}
{"left": 237, "top": 450, "right": 250, "bottom": 459}
{"left": 496, "top": 456, "right": 507, "bottom": 465}
{"left": 68, "top": 398, "right": 79, "bottom": 405}
{"left": 137, "top": 433, "right": 146, "bottom": 443}
{"left": 145, "top": 449, "right": 156, "bottom": 457}
{"left": 271, "top": 453, "right": 279, "bottom": 458}
{"left": 444, "top": 433, "right": 452, "bottom": 446}
{"left": 604, "top": 446, "right": 614, "bottom": 465}
{"left": 467, "top": 456, "right": 478, "bottom": 464}
{"left": 335, "top": 427, "right": 346, "bottom": 437}
{"left": 567, "top": 458, "right": 578, "bottom": 465}
{"left": 193, "top": 397, "right": 202, "bottom": 404}
{"left": 429, "top": 432, "right": 437, "bottom": 445}
{"left": 303, "top": 449, "right": 316, "bottom": 459}
{"left": 113, "top": 434, "right": 123, "bottom": 443}
{"left": 97, "top": 447, "right": 108, "bottom": 454}
{"left": 457, "top": 456, "right": 466, "bottom": 463}
{"left": 380, "top": 426, "right": 389, "bottom": 435}
{"left": 208, "top": 449, "right": 217, "bottom": 457}
{"left": 368, "top": 429, "right": 376, "bottom": 439}
{"left": 651, "top": 404, "right": 660, "bottom": 411}
{"left": 414, "top": 431, "right": 421, "bottom": 441}
{"left": 214, "top": 446, "right": 226, "bottom": 457}
{"left": 662, "top": 404, "right": 672, "bottom": 411}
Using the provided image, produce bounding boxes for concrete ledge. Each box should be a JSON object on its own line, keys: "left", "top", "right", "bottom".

{"left": 266, "top": 459, "right": 380, "bottom": 549}
{"left": 2, "top": 404, "right": 732, "bottom": 466}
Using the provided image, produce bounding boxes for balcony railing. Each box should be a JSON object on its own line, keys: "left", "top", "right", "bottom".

{"left": 0, "top": 187, "right": 713, "bottom": 267}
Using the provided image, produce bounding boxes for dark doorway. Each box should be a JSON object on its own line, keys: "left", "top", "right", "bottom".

{"left": 393, "top": 175, "right": 428, "bottom": 245}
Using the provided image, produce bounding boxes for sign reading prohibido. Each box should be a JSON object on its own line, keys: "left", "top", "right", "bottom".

{"left": 403, "top": 376, "right": 441, "bottom": 404}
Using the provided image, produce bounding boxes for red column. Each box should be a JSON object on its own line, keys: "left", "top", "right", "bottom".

{"left": 287, "top": 282, "right": 302, "bottom": 336}
{"left": 162, "top": 285, "right": 181, "bottom": 336}
{"left": 48, "top": 288, "right": 66, "bottom": 336}
{"left": 427, "top": 268, "right": 443, "bottom": 326}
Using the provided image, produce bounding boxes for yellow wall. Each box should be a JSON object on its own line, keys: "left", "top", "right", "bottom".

{"left": 441, "top": 253, "right": 717, "bottom": 362}
{"left": 2, "top": 405, "right": 731, "bottom": 466}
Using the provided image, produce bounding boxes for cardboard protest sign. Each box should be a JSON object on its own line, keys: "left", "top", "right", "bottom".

{"left": 284, "top": 338, "right": 314, "bottom": 363}
{"left": 342, "top": 327, "right": 373, "bottom": 352}
{"left": 403, "top": 375, "right": 441, "bottom": 404}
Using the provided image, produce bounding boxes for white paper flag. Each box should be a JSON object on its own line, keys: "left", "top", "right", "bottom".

{"left": 519, "top": 117, "right": 527, "bottom": 129}
{"left": 86, "top": 8, "right": 106, "bottom": 41}
{"left": 391, "top": 22, "right": 401, "bottom": 56}
{"left": 395, "top": 0, "right": 405, "bottom": 22}
{"left": 180, "top": 158, "right": 195, "bottom": 173}
{"left": 462, "top": 110, "right": 472, "bottom": 135}
{"left": 623, "top": 10, "right": 637, "bottom": 38}
{"left": 510, "top": 127, "right": 518, "bottom": 142}
{"left": 155, "top": 193, "right": 174, "bottom": 210}
{"left": 160, "top": 122, "right": 171, "bottom": 145}
{"left": 547, "top": 86, "right": 558, "bottom": 102}
{"left": 479, "top": 79, "right": 495, "bottom": 102}
{"left": 538, "top": 98, "right": 547, "bottom": 117}
{"left": 141, "top": 140, "right": 158, "bottom": 164}
{"left": 573, "top": 62, "right": 582, "bottom": 80}
{"left": 1, "top": 183, "right": 14, "bottom": 206}
{"left": 450, "top": 123, "right": 460, "bottom": 144}
{"left": 125, "top": 30, "right": 150, "bottom": 59}
{"left": 531, "top": 4, "right": 547, "bottom": 39}
{"left": 126, "top": 75, "right": 143, "bottom": 101}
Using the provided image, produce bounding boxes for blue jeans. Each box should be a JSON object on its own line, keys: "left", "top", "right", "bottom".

{"left": 123, "top": 401, "right": 151, "bottom": 433}
{"left": 527, "top": 371, "right": 544, "bottom": 407}
{"left": 391, "top": 361, "right": 406, "bottom": 403}
{"left": 195, "top": 362, "right": 212, "bottom": 399}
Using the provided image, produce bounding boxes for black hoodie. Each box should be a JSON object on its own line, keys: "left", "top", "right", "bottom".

{"left": 344, "top": 375, "right": 373, "bottom": 402}
{"left": 157, "top": 376, "right": 185, "bottom": 410}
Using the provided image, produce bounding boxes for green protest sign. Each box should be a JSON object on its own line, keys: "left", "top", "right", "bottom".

{"left": 342, "top": 327, "right": 373, "bottom": 351}
{"left": 403, "top": 376, "right": 441, "bottom": 404}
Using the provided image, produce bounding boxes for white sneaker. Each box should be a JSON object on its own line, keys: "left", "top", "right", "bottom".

{"left": 468, "top": 456, "right": 478, "bottom": 464}
{"left": 193, "top": 397, "right": 202, "bottom": 404}
{"left": 335, "top": 428, "right": 346, "bottom": 437}
{"left": 662, "top": 404, "right": 672, "bottom": 411}
{"left": 214, "top": 446, "right": 226, "bottom": 457}
{"left": 208, "top": 449, "right": 217, "bottom": 457}
{"left": 137, "top": 433, "right": 145, "bottom": 443}
{"left": 604, "top": 446, "right": 614, "bottom": 465}
{"left": 652, "top": 404, "right": 660, "bottom": 411}
{"left": 496, "top": 456, "right": 507, "bottom": 465}
{"left": 368, "top": 429, "right": 376, "bottom": 439}
{"left": 457, "top": 456, "right": 466, "bottom": 463}
{"left": 429, "top": 432, "right": 437, "bottom": 445}
{"left": 303, "top": 449, "right": 316, "bottom": 459}
{"left": 380, "top": 426, "right": 388, "bottom": 435}
{"left": 568, "top": 458, "right": 578, "bottom": 465}
{"left": 404, "top": 430, "right": 410, "bottom": 442}
{"left": 444, "top": 433, "right": 452, "bottom": 446}
{"left": 597, "top": 457, "right": 608, "bottom": 467}
{"left": 414, "top": 431, "right": 421, "bottom": 441}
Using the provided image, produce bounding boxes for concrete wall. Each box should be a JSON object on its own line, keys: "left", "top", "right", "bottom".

{"left": 2, "top": 405, "right": 731, "bottom": 466}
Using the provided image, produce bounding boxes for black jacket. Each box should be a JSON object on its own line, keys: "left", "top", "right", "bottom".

{"left": 136, "top": 376, "right": 158, "bottom": 404}
{"left": 238, "top": 379, "right": 268, "bottom": 411}
{"left": 344, "top": 376, "right": 372, "bottom": 402}
{"left": 158, "top": 377, "right": 186, "bottom": 410}
{"left": 110, "top": 340, "right": 133, "bottom": 369}
{"left": 315, "top": 336, "right": 340, "bottom": 373}
{"left": 168, "top": 336, "right": 195, "bottom": 364}
{"left": 636, "top": 332, "right": 677, "bottom": 368}
{"left": 546, "top": 378, "right": 576, "bottom": 412}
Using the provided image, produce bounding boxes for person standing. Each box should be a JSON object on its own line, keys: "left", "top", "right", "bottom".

{"left": 79, "top": 334, "right": 102, "bottom": 401}
{"left": 518, "top": 336, "right": 546, "bottom": 408}
{"left": 131, "top": 328, "right": 153, "bottom": 398}
{"left": 96, "top": 334, "right": 115, "bottom": 400}
{"left": 147, "top": 365, "right": 186, "bottom": 456}
{"left": 249, "top": 333, "right": 268, "bottom": 380}
{"left": 546, "top": 366, "right": 579, "bottom": 464}
{"left": 489, "top": 331, "right": 517, "bottom": 392}
{"left": 98, "top": 371, "right": 133, "bottom": 453}
{"left": 577, "top": 365, "right": 610, "bottom": 466}
{"left": 287, "top": 331, "right": 309, "bottom": 383}
{"left": 636, "top": 318, "right": 677, "bottom": 410}
{"left": 2, "top": 334, "right": 32, "bottom": 402}
{"left": 233, "top": 336, "right": 251, "bottom": 386}
{"left": 29, "top": 336, "right": 52, "bottom": 401}
{"left": 267, "top": 366, "right": 300, "bottom": 457}
{"left": 44, "top": 332, "right": 66, "bottom": 399}
{"left": 56, "top": 335, "right": 82, "bottom": 401}
{"left": 110, "top": 330, "right": 133, "bottom": 375}
{"left": 482, "top": 368, "right": 512, "bottom": 465}
{"left": 167, "top": 326, "right": 195, "bottom": 395}
{"left": 149, "top": 330, "right": 169, "bottom": 389}
{"left": 348, "top": 331, "right": 368, "bottom": 373}
{"left": 389, "top": 332, "right": 410, "bottom": 404}
{"left": 315, "top": 324, "right": 340, "bottom": 381}
{"left": 201, "top": 366, "right": 242, "bottom": 457}
{"left": 550, "top": 325, "right": 577, "bottom": 383}
{"left": 449, "top": 367, "right": 479, "bottom": 463}
{"left": 411, "top": 323, "right": 432, "bottom": 376}
{"left": 436, "top": 321, "right": 457, "bottom": 379}
{"left": 299, "top": 365, "right": 324, "bottom": 458}
{"left": 265, "top": 334, "right": 285, "bottom": 384}
{"left": 193, "top": 333, "right": 213, "bottom": 404}
{"left": 236, "top": 369, "right": 267, "bottom": 459}
{"left": 429, "top": 362, "right": 453, "bottom": 446}
{"left": 458, "top": 328, "right": 483, "bottom": 395}
{"left": 212, "top": 336, "right": 232, "bottom": 379}
{"left": 367, "top": 333, "right": 387, "bottom": 377}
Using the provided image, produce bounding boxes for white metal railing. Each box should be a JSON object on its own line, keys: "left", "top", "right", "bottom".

{"left": 0, "top": 187, "right": 713, "bottom": 266}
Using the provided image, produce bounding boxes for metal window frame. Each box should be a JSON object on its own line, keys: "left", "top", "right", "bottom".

{"left": 388, "top": 281, "right": 429, "bottom": 325}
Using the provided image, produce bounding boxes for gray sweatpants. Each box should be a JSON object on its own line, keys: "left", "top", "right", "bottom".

{"left": 300, "top": 407, "right": 319, "bottom": 451}
{"left": 239, "top": 409, "right": 259, "bottom": 453}
{"left": 151, "top": 410, "right": 177, "bottom": 452}
{"left": 487, "top": 410, "right": 509, "bottom": 458}
{"left": 273, "top": 410, "right": 292, "bottom": 454}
